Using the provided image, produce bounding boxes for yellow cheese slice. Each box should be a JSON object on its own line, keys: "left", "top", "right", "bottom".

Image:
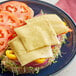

{"left": 26, "top": 14, "right": 70, "bottom": 35}
{"left": 15, "top": 25, "right": 50, "bottom": 51}
{"left": 8, "top": 37, "right": 54, "bottom": 66}
{"left": 8, "top": 37, "right": 27, "bottom": 65}
{"left": 21, "top": 46, "right": 54, "bottom": 66}
{"left": 27, "top": 21, "right": 60, "bottom": 45}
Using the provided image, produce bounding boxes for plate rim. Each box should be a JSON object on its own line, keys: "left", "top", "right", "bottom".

{"left": 0, "top": 0, "right": 76, "bottom": 75}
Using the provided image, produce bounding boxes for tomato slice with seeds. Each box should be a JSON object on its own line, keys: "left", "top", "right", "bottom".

{"left": 0, "top": 26, "right": 8, "bottom": 51}
{"left": 0, "top": 24, "right": 17, "bottom": 40}
{"left": 3, "top": 25, "right": 17, "bottom": 40}
{"left": 0, "top": 25, "right": 16, "bottom": 52}
{"left": 0, "top": 11, "right": 20, "bottom": 29}
{"left": 0, "top": 1, "right": 34, "bottom": 25}
{"left": 0, "top": 25, "right": 8, "bottom": 38}
{"left": 0, "top": 38, "right": 8, "bottom": 51}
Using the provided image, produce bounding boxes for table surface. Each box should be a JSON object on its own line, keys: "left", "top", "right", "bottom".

{"left": 0, "top": 0, "right": 76, "bottom": 76}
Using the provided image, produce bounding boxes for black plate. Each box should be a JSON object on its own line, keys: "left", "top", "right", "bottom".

{"left": 0, "top": 0, "right": 76, "bottom": 76}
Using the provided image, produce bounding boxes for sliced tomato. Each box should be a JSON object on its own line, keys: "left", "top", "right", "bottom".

{"left": 0, "top": 26, "right": 8, "bottom": 51}
{"left": 0, "top": 25, "right": 8, "bottom": 38}
{"left": 0, "top": 24, "right": 17, "bottom": 40}
{"left": 0, "top": 1, "right": 34, "bottom": 25}
{"left": 8, "top": 32, "right": 17, "bottom": 40}
{"left": 0, "top": 11, "right": 20, "bottom": 29}
{"left": 0, "top": 38, "right": 8, "bottom": 51}
{"left": 3, "top": 25, "right": 17, "bottom": 40}
{"left": 0, "top": 11, "right": 19, "bottom": 40}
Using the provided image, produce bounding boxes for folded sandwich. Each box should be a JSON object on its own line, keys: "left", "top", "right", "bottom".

{"left": 8, "top": 15, "right": 63, "bottom": 66}
{"left": 9, "top": 37, "right": 54, "bottom": 66}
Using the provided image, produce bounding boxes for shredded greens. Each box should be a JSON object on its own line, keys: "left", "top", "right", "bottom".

{"left": 28, "top": 66, "right": 34, "bottom": 70}
{"left": 61, "top": 34, "right": 67, "bottom": 44}
{"left": 34, "top": 67, "right": 40, "bottom": 74}
{"left": 52, "top": 60, "right": 57, "bottom": 64}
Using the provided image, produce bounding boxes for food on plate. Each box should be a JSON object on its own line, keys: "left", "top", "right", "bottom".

{"left": 0, "top": 1, "right": 72, "bottom": 75}
{"left": 0, "top": 1, "right": 34, "bottom": 25}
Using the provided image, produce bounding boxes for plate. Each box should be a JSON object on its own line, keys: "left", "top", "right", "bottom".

{"left": 0, "top": 0, "right": 76, "bottom": 76}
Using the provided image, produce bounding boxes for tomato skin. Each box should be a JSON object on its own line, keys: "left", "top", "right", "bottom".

{"left": 0, "top": 38, "right": 8, "bottom": 51}
{"left": 0, "top": 25, "right": 16, "bottom": 53}
{"left": 0, "top": 25, "right": 8, "bottom": 51}
{"left": 0, "top": 11, "right": 20, "bottom": 29}
{"left": 0, "top": 25, "right": 8, "bottom": 38}
{"left": 0, "top": 24, "right": 16, "bottom": 40}
{"left": 0, "top": 1, "right": 34, "bottom": 25}
{"left": 0, "top": 25, "right": 16, "bottom": 55}
{"left": 3, "top": 25, "right": 17, "bottom": 40}
{"left": 0, "top": 11, "right": 19, "bottom": 40}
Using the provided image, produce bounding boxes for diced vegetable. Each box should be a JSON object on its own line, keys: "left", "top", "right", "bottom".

{"left": 34, "top": 58, "right": 47, "bottom": 64}
{"left": 6, "top": 50, "right": 17, "bottom": 60}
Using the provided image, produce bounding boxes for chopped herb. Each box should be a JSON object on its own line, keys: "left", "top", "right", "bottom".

{"left": 52, "top": 61, "right": 57, "bottom": 63}
{"left": 35, "top": 70, "right": 39, "bottom": 74}
{"left": 63, "top": 34, "right": 67, "bottom": 39}
{"left": 15, "top": 65, "right": 19, "bottom": 75}
{"left": 62, "top": 40, "right": 66, "bottom": 44}
{"left": 12, "top": 34, "right": 16, "bottom": 37}
{"left": 34, "top": 67, "right": 39, "bottom": 74}
{"left": 6, "top": 62, "right": 14, "bottom": 66}
{"left": 28, "top": 66, "right": 34, "bottom": 70}
{"left": 0, "top": 55, "right": 5, "bottom": 60}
